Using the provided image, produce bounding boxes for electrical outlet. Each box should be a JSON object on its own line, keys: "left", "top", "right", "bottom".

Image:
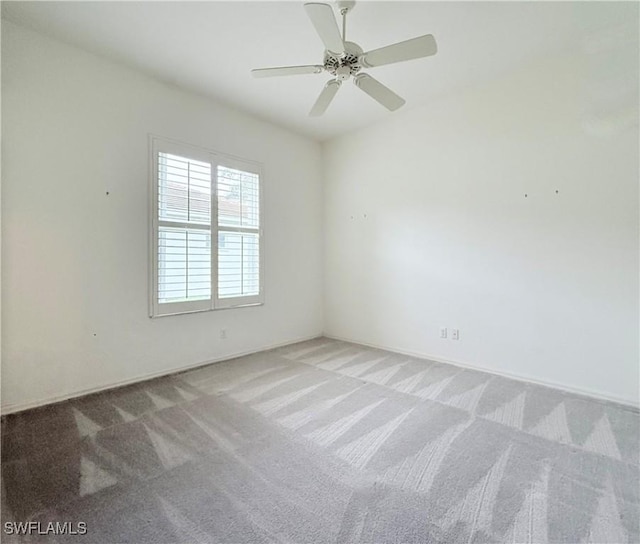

{"left": 220, "top": 328, "right": 227, "bottom": 340}
{"left": 451, "top": 329, "right": 460, "bottom": 340}
{"left": 440, "top": 327, "right": 447, "bottom": 339}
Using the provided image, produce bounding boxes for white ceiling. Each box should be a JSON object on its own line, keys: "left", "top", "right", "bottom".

{"left": 2, "top": 1, "right": 637, "bottom": 141}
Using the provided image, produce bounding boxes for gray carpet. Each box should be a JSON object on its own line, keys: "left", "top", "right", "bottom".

{"left": 2, "top": 337, "right": 639, "bottom": 543}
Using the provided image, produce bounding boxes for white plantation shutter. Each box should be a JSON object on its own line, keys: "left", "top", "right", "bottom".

{"left": 158, "top": 227, "right": 211, "bottom": 303}
{"left": 217, "top": 233, "right": 260, "bottom": 298}
{"left": 158, "top": 153, "right": 211, "bottom": 225}
{"left": 216, "top": 166, "right": 261, "bottom": 305}
{"left": 157, "top": 153, "right": 212, "bottom": 308}
{"left": 151, "top": 138, "right": 263, "bottom": 316}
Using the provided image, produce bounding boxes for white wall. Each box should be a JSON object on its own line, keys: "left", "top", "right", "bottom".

{"left": 324, "top": 49, "right": 639, "bottom": 406}
{"left": 1, "top": 21, "right": 323, "bottom": 412}
{"left": 3, "top": 18, "right": 638, "bottom": 413}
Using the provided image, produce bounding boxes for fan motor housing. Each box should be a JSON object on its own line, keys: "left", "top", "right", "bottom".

{"left": 324, "top": 41, "right": 363, "bottom": 80}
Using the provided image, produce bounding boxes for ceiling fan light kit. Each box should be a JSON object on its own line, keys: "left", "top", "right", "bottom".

{"left": 251, "top": 1, "right": 437, "bottom": 116}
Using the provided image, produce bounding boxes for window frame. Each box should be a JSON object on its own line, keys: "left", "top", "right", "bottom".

{"left": 149, "top": 135, "right": 264, "bottom": 317}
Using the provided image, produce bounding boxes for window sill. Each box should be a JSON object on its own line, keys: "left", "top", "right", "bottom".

{"left": 150, "top": 301, "right": 264, "bottom": 318}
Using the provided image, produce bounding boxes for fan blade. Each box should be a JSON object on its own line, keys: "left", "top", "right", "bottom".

{"left": 252, "top": 65, "right": 324, "bottom": 78}
{"left": 309, "top": 79, "right": 341, "bottom": 116}
{"left": 360, "top": 34, "right": 437, "bottom": 68}
{"left": 304, "top": 3, "right": 345, "bottom": 55}
{"left": 353, "top": 73, "right": 405, "bottom": 111}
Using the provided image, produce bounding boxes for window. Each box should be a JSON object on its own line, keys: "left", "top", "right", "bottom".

{"left": 150, "top": 137, "right": 263, "bottom": 317}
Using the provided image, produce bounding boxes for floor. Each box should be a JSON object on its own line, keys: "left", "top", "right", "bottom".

{"left": 2, "top": 337, "right": 638, "bottom": 543}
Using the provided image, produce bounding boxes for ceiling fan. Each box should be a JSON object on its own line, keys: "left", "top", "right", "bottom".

{"left": 251, "top": 1, "right": 437, "bottom": 116}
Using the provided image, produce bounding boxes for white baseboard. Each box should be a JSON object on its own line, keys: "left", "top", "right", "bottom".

{"left": 323, "top": 333, "right": 640, "bottom": 411}
{"left": 4, "top": 332, "right": 636, "bottom": 415}
{"left": 0, "top": 334, "right": 322, "bottom": 415}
